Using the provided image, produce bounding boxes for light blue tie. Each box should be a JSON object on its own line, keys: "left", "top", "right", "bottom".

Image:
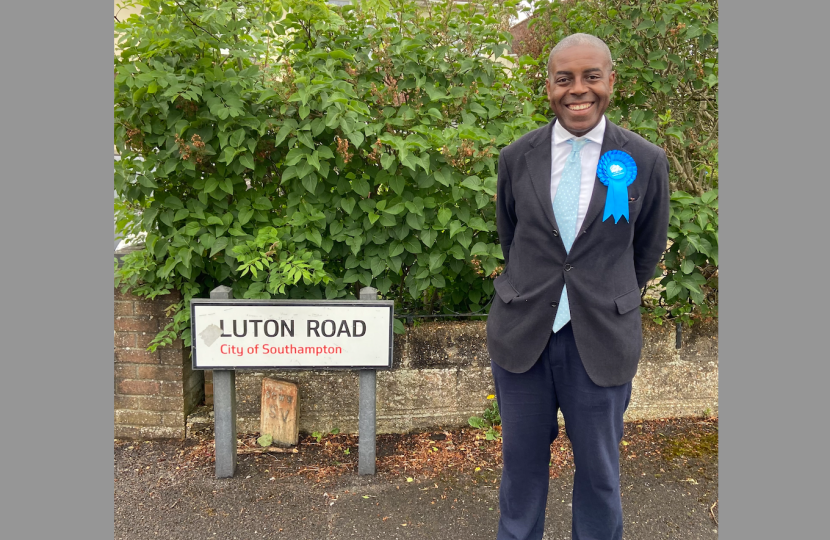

{"left": 552, "top": 138, "right": 588, "bottom": 333}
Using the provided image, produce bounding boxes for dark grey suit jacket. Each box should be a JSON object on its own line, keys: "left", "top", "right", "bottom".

{"left": 486, "top": 117, "right": 670, "bottom": 387}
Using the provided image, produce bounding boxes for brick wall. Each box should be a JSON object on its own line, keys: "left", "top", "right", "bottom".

{"left": 204, "top": 369, "right": 214, "bottom": 406}
{"left": 114, "top": 288, "right": 204, "bottom": 439}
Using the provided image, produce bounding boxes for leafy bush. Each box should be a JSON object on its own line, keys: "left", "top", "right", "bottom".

{"left": 512, "top": 0, "right": 718, "bottom": 324}
{"left": 646, "top": 189, "right": 718, "bottom": 325}
{"left": 114, "top": 0, "right": 541, "bottom": 347}
{"left": 515, "top": 0, "right": 718, "bottom": 195}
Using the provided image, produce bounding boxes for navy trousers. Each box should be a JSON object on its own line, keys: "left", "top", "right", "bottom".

{"left": 491, "top": 324, "right": 632, "bottom": 540}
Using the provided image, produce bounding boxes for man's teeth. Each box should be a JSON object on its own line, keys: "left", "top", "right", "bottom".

{"left": 568, "top": 103, "right": 592, "bottom": 111}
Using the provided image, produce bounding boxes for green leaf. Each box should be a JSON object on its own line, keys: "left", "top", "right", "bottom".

{"left": 393, "top": 319, "right": 406, "bottom": 334}
{"left": 438, "top": 208, "right": 452, "bottom": 226}
{"left": 370, "top": 257, "right": 385, "bottom": 277}
{"left": 460, "top": 176, "right": 481, "bottom": 190}
{"left": 204, "top": 177, "right": 220, "bottom": 193}
{"left": 307, "top": 152, "right": 320, "bottom": 171}
{"left": 210, "top": 236, "right": 229, "bottom": 258}
{"left": 449, "top": 221, "right": 465, "bottom": 238}
{"left": 352, "top": 178, "right": 370, "bottom": 197}
{"left": 406, "top": 212, "right": 423, "bottom": 230}
{"left": 470, "top": 242, "right": 489, "bottom": 256}
{"left": 306, "top": 228, "right": 322, "bottom": 247}
{"left": 165, "top": 195, "right": 184, "bottom": 209}
{"left": 139, "top": 173, "right": 159, "bottom": 188}
{"left": 383, "top": 202, "right": 405, "bottom": 215}
{"left": 403, "top": 237, "right": 422, "bottom": 254}
{"left": 389, "top": 241, "right": 405, "bottom": 258}
{"left": 701, "top": 190, "right": 718, "bottom": 204}
{"left": 456, "top": 229, "right": 472, "bottom": 249}
{"left": 238, "top": 207, "right": 254, "bottom": 225}
{"left": 253, "top": 197, "right": 272, "bottom": 210}
{"left": 275, "top": 123, "right": 293, "bottom": 146}
{"left": 239, "top": 153, "right": 255, "bottom": 170}
{"left": 219, "top": 177, "right": 234, "bottom": 195}
{"left": 389, "top": 174, "right": 405, "bottom": 195}
{"left": 142, "top": 207, "right": 160, "bottom": 228}
{"left": 665, "top": 281, "right": 682, "bottom": 300}
{"left": 680, "top": 258, "right": 695, "bottom": 274}
{"left": 347, "top": 130, "right": 364, "bottom": 148}
{"left": 230, "top": 129, "right": 245, "bottom": 148}
{"left": 184, "top": 221, "right": 202, "bottom": 236}
{"left": 469, "top": 217, "right": 489, "bottom": 231}
{"left": 428, "top": 252, "right": 446, "bottom": 272}
{"left": 421, "top": 229, "right": 437, "bottom": 247}
{"left": 298, "top": 131, "right": 314, "bottom": 150}
{"left": 302, "top": 175, "right": 318, "bottom": 193}
{"left": 329, "top": 49, "right": 354, "bottom": 60}
{"left": 665, "top": 126, "right": 685, "bottom": 143}
{"left": 380, "top": 153, "right": 395, "bottom": 171}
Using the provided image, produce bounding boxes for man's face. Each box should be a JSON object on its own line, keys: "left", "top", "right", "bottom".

{"left": 545, "top": 44, "right": 616, "bottom": 137}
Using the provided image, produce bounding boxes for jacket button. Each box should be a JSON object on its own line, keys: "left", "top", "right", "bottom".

{"left": 564, "top": 264, "right": 573, "bottom": 271}
{"left": 552, "top": 229, "right": 559, "bottom": 237}
{"left": 550, "top": 302, "right": 558, "bottom": 307}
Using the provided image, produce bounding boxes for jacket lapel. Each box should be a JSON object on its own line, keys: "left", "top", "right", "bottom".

{"left": 524, "top": 121, "right": 561, "bottom": 236}
{"left": 576, "top": 119, "right": 630, "bottom": 240}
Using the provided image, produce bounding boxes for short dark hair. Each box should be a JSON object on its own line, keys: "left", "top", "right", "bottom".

{"left": 548, "top": 33, "right": 613, "bottom": 76}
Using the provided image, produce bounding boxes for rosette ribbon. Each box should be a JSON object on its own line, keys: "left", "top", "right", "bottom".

{"left": 597, "top": 150, "right": 638, "bottom": 223}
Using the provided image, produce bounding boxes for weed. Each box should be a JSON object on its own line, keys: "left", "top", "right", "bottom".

{"left": 468, "top": 395, "right": 501, "bottom": 441}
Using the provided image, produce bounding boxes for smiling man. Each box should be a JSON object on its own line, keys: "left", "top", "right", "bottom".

{"left": 486, "top": 34, "right": 671, "bottom": 540}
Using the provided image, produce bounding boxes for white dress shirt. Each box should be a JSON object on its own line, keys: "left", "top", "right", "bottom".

{"left": 550, "top": 116, "right": 606, "bottom": 237}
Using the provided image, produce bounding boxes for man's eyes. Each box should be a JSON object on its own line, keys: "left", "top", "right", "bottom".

{"left": 556, "top": 76, "right": 601, "bottom": 84}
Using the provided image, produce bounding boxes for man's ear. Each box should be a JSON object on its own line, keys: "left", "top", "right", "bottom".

{"left": 609, "top": 70, "right": 616, "bottom": 94}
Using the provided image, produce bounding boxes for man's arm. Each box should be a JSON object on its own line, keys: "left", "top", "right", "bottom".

{"left": 496, "top": 151, "right": 518, "bottom": 266}
{"left": 633, "top": 150, "right": 671, "bottom": 289}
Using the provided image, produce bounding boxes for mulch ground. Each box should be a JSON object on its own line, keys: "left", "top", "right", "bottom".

{"left": 114, "top": 416, "right": 718, "bottom": 486}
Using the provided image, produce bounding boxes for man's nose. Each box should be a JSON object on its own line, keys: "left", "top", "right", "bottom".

{"left": 570, "top": 78, "right": 587, "bottom": 95}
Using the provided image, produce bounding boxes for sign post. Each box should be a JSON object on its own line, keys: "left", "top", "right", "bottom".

{"left": 192, "top": 287, "right": 394, "bottom": 478}
{"left": 358, "top": 287, "right": 378, "bottom": 475}
{"left": 210, "top": 285, "right": 237, "bottom": 478}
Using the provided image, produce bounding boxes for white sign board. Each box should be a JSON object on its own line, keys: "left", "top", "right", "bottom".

{"left": 190, "top": 299, "right": 394, "bottom": 369}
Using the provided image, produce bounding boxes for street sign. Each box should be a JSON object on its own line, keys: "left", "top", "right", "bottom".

{"left": 190, "top": 299, "right": 394, "bottom": 370}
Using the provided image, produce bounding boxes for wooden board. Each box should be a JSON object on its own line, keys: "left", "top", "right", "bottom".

{"left": 260, "top": 378, "right": 299, "bottom": 446}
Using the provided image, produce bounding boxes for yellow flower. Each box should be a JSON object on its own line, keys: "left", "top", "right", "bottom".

{"left": 486, "top": 394, "right": 495, "bottom": 400}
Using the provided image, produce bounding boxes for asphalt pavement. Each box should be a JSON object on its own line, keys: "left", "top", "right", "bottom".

{"left": 114, "top": 419, "right": 718, "bottom": 540}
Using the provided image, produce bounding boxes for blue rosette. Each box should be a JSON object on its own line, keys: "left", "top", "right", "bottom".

{"left": 597, "top": 150, "right": 638, "bottom": 223}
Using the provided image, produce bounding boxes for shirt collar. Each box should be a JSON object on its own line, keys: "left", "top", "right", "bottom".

{"left": 552, "top": 115, "right": 606, "bottom": 146}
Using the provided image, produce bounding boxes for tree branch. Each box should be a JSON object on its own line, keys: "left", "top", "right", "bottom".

{"left": 699, "top": 118, "right": 718, "bottom": 148}
{"left": 173, "top": 0, "right": 221, "bottom": 43}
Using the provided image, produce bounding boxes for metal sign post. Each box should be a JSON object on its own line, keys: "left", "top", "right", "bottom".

{"left": 358, "top": 287, "right": 378, "bottom": 475}
{"left": 192, "top": 287, "right": 394, "bottom": 478}
{"left": 209, "top": 285, "right": 237, "bottom": 478}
